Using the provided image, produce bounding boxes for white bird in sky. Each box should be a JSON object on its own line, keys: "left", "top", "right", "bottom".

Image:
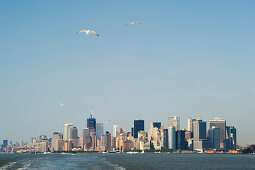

{"left": 126, "top": 22, "right": 141, "bottom": 26}
{"left": 58, "top": 102, "right": 65, "bottom": 107}
{"left": 78, "top": 30, "right": 99, "bottom": 36}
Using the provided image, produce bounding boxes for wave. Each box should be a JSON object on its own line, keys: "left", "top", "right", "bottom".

{"left": 0, "top": 161, "right": 17, "bottom": 170}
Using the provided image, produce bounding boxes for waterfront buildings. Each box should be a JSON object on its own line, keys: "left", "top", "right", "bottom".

{"left": 96, "top": 123, "right": 104, "bottom": 139}
{"left": 1, "top": 115, "right": 239, "bottom": 153}
{"left": 168, "top": 116, "right": 180, "bottom": 130}
{"left": 133, "top": 120, "right": 144, "bottom": 138}
{"left": 208, "top": 126, "right": 220, "bottom": 150}
{"left": 87, "top": 114, "right": 96, "bottom": 133}
{"left": 63, "top": 123, "right": 74, "bottom": 141}
{"left": 193, "top": 117, "right": 210, "bottom": 151}
{"left": 51, "top": 132, "right": 63, "bottom": 151}
{"left": 187, "top": 118, "right": 196, "bottom": 132}
{"left": 113, "top": 125, "right": 120, "bottom": 138}
{"left": 176, "top": 130, "right": 187, "bottom": 150}
{"left": 209, "top": 118, "right": 226, "bottom": 150}
{"left": 168, "top": 126, "right": 176, "bottom": 150}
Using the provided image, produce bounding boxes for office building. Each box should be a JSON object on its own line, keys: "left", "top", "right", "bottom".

{"left": 152, "top": 122, "right": 161, "bottom": 129}
{"left": 134, "top": 120, "right": 144, "bottom": 138}
{"left": 161, "top": 128, "right": 168, "bottom": 149}
{"left": 63, "top": 123, "right": 74, "bottom": 141}
{"left": 209, "top": 118, "right": 226, "bottom": 149}
{"left": 168, "top": 126, "right": 176, "bottom": 150}
{"left": 96, "top": 123, "right": 104, "bottom": 139}
{"left": 168, "top": 116, "right": 180, "bottom": 130}
{"left": 193, "top": 119, "right": 206, "bottom": 141}
{"left": 51, "top": 132, "right": 63, "bottom": 151}
{"left": 105, "top": 131, "right": 111, "bottom": 151}
{"left": 208, "top": 126, "right": 220, "bottom": 150}
{"left": 81, "top": 128, "right": 90, "bottom": 149}
{"left": 230, "top": 126, "right": 237, "bottom": 150}
{"left": 113, "top": 125, "right": 120, "bottom": 138}
{"left": 187, "top": 118, "right": 196, "bottom": 132}
{"left": 176, "top": 130, "right": 187, "bottom": 150}
{"left": 87, "top": 114, "right": 96, "bottom": 133}
{"left": 2, "top": 140, "right": 8, "bottom": 148}
{"left": 193, "top": 117, "right": 210, "bottom": 150}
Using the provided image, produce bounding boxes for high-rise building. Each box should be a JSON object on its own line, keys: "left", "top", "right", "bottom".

{"left": 87, "top": 114, "right": 96, "bottom": 133}
{"left": 208, "top": 126, "right": 220, "bottom": 150}
{"left": 161, "top": 129, "right": 168, "bottom": 149}
{"left": 113, "top": 125, "right": 120, "bottom": 138}
{"left": 168, "top": 116, "right": 180, "bottom": 130}
{"left": 225, "top": 126, "right": 237, "bottom": 151}
{"left": 96, "top": 123, "right": 104, "bottom": 139}
{"left": 105, "top": 131, "right": 111, "bottom": 151}
{"left": 152, "top": 122, "right": 161, "bottom": 129}
{"left": 2, "top": 140, "right": 8, "bottom": 148}
{"left": 134, "top": 120, "right": 144, "bottom": 138}
{"left": 80, "top": 128, "right": 90, "bottom": 150}
{"left": 193, "top": 119, "right": 206, "bottom": 141}
{"left": 209, "top": 118, "right": 226, "bottom": 149}
{"left": 176, "top": 130, "right": 187, "bottom": 150}
{"left": 69, "top": 126, "right": 78, "bottom": 140}
{"left": 230, "top": 126, "right": 237, "bottom": 150}
{"left": 187, "top": 118, "right": 196, "bottom": 132}
{"left": 193, "top": 118, "right": 210, "bottom": 150}
{"left": 63, "top": 123, "right": 74, "bottom": 141}
{"left": 168, "top": 126, "right": 176, "bottom": 150}
{"left": 51, "top": 132, "right": 63, "bottom": 151}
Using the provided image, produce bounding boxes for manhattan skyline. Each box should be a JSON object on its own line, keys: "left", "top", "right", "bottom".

{"left": 1, "top": 0, "right": 255, "bottom": 146}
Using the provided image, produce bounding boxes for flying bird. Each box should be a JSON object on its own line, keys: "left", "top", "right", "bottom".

{"left": 126, "top": 22, "right": 141, "bottom": 26}
{"left": 78, "top": 30, "right": 99, "bottom": 36}
{"left": 58, "top": 102, "right": 65, "bottom": 107}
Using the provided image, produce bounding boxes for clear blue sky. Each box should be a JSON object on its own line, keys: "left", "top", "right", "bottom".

{"left": 0, "top": 0, "right": 254, "bottom": 145}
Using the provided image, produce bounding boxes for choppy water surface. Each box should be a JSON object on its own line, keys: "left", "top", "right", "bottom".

{"left": 0, "top": 153, "right": 254, "bottom": 169}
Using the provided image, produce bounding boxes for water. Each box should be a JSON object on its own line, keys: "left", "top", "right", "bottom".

{"left": 0, "top": 153, "right": 254, "bottom": 169}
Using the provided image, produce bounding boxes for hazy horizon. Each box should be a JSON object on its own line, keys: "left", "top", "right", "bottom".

{"left": 1, "top": 0, "right": 255, "bottom": 146}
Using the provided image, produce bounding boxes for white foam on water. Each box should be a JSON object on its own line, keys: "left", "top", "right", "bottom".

{"left": 17, "top": 161, "right": 31, "bottom": 170}
{"left": 102, "top": 159, "right": 126, "bottom": 170}
{"left": 0, "top": 161, "right": 17, "bottom": 170}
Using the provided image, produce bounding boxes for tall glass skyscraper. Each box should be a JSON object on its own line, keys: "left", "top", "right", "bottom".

{"left": 96, "top": 123, "right": 104, "bottom": 139}
{"left": 87, "top": 114, "right": 96, "bottom": 133}
{"left": 209, "top": 118, "right": 226, "bottom": 149}
{"left": 133, "top": 120, "right": 144, "bottom": 138}
{"left": 168, "top": 116, "right": 180, "bottom": 130}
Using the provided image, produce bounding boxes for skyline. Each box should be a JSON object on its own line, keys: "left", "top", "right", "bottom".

{"left": 1, "top": 0, "right": 255, "bottom": 145}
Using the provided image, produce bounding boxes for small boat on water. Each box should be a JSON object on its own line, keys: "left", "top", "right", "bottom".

{"left": 127, "top": 151, "right": 139, "bottom": 154}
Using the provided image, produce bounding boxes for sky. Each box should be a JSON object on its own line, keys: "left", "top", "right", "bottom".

{"left": 0, "top": 0, "right": 254, "bottom": 145}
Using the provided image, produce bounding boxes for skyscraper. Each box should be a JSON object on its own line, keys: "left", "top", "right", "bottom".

{"left": 193, "top": 118, "right": 210, "bottom": 150}
{"left": 208, "top": 126, "right": 220, "bottom": 150}
{"left": 51, "top": 132, "right": 63, "bottom": 151}
{"left": 152, "top": 122, "right": 161, "bottom": 129}
{"left": 96, "top": 123, "right": 104, "bottom": 139}
{"left": 168, "top": 126, "right": 176, "bottom": 150}
{"left": 87, "top": 114, "right": 96, "bottom": 133}
{"left": 105, "top": 131, "right": 111, "bottom": 151}
{"left": 63, "top": 123, "right": 74, "bottom": 141}
{"left": 2, "top": 140, "right": 8, "bottom": 148}
{"left": 193, "top": 119, "right": 206, "bottom": 141}
{"left": 161, "top": 128, "right": 168, "bottom": 149}
{"left": 176, "top": 130, "right": 187, "bottom": 150}
{"left": 113, "top": 125, "right": 120, "bottom": 138}
{"left": 225, "top": 126, "right": 237, "bottom": 151}
{"left": 134, "top": 120, "right": 144, "bottom": 138}
{"left": 230, "top": 126, "right": 237, "bottom": 150}
{"left": 209, "top": 118, "right": 226, "bottom": 149}
{"left": 187, "top": 118, "right": 196, "bottom": 132}
{"left": 168, "top": 116, "right": 180, "bottom": 130}
{"left": 69, "top": 126, "right": 78, "bottom": 140}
